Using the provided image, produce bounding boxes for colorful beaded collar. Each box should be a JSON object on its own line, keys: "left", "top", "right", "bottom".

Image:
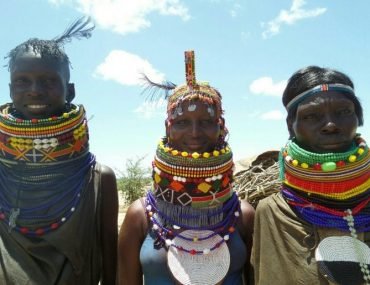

{"left": 280, "top": 136, "right": 369, "bottom": 200}
{"left": 281, "top": 136, "right": 370, "bottom": 235}
{"left": 152, "top": 138, "right": 234, "bottom": 208}
{"left": 0, "top": 103, "right": 89, "bottom": 163}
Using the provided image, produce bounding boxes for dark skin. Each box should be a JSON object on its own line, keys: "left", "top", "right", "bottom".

{"left": 118, "top": 100, "right": 255, "bottom": 285}
{"left": 166, "top": 101, "right": 221, "bottom": 153}
{"left": 288, "top": 91, "right": 359, "bottom": 153}
{"left": 9, "top": 52, "right": 118, "bottom": 285}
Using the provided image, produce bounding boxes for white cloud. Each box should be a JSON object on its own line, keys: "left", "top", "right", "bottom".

{"left": 249, "top": 77, "right": 287, "bottom": 97}
{"left": 230, "top": 3, "right": 241, "bottom": 18}
{"left": 48, "top": 0, "right": 65, "bottom": 5}
{"left": 48, "top": 0, "right": 190, "bottom": 35}
{"left": 134, "top": 97, "right": 167, "bottom": 119}
{"left": 260, "top": 110, "right": 284, "bottom": 120}
{"left": 262, "top": 0, "right": 326, "bottom": 38}
{"left": 94, "top": 50, "right": 165, "bottom": 86}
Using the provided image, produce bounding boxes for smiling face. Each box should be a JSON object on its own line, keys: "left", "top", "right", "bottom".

{"left": 167, "top": 101, "right": 221, "bottom": 153}
{"left": 9, "top": 51, "right": 71, "bottom": 119}
{"left": 289, "top": 91, "right": 359, "bottom": 153}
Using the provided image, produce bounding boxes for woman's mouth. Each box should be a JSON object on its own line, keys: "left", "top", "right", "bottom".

{"left": 26, "top": 105, "right": 48, "bottom": 109}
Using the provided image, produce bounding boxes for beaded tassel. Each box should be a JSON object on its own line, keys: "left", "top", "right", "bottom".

{"left": 344, "top": 209, "right": 370, "bottom": 284}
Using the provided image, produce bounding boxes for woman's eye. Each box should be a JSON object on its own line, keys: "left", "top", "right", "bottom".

{"left": 174, "top": 120, "right": 188, "bottom": 126}
{"left": 200, "top": 120, "right": 214, "bottom": 126}
{"left": 42, "top": 78, "right": 57, "bottom": 87}
{"left": 302, "top": 114, "right": 317, "bottom": 120}
{"left": 338, "top": 108, "right": 353, "bottom": 116}
{"left": 12, "top": 78, "right": 29, "bottom": 86}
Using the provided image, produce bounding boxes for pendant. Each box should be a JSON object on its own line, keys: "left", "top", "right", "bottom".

{"left": 8, "top": 208, "right": 20, "bottom": 232}
{"left": 167, "top": 230, "right": 230, "bottom": 285}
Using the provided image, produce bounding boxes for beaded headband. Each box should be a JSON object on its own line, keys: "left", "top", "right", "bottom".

{"left": 286, "top": 83, "right": 355, "bottom": 111}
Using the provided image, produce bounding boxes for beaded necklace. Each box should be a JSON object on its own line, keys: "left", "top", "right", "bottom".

{"left": 146, "top": 191, "right": 240, "bottom": 255}
{"left": 0, "top": 104, "right": 95, "bottom": 236}
{"left": 146, "top": 138, "right": 239, "bottom": 255}
{"left": 281, "top": 136, "right": 370, "bottom": 282}
{"left": 280, "top": 136, "right": 370, "bottom": 231}
{"left": 153, "top": 138, "right": 234, "bottom": 207}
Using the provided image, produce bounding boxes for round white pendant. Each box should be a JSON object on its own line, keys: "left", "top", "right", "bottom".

{"left": 167, "top": 230, "right": 230, "bottom": 285}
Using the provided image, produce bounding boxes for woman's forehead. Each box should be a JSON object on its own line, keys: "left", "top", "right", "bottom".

{"left": 11, "top": 54, "right": 67, "bottom": 76}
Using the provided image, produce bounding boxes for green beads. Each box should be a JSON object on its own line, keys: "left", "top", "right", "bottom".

{"left": 321, "top": 162, "right": 337, "bottom": 172}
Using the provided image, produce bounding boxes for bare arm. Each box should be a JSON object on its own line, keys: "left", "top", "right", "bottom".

{"left": 237, "top": 200, "right": 255, "bottom": 285}
{"left": 99, "top": 165, "right": 118, "bottom": 285}
{"left": 117, "top": 199, "right": 147, "bottom": 285}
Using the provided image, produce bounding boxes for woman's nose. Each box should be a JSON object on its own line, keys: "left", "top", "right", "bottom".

{"left": 191, "top": 122, "right": 201, "bottom": 137}
{"left": 321, "top": 119, "right": 339, "bottom": 133}
{"left": 27, "top": 81, "right": 43, "bottom": 95}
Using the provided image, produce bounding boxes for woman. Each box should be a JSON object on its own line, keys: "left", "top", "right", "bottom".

{"left": 0, "top": 18, "right": 118, "bottom": 284}
{"left": 118, "top": 51, "right": 255, "bottom": 285}
{"left": 252, "top": 66, "right": 369, "bottom": 284}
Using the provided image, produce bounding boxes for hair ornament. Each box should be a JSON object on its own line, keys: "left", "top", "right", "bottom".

{"left": 54, "top": 16, "right": 95, "bottom": 45}
{"left": 185, "top": 50, "right": 197, "bottom": 89}
{"left": 141, "top": 51, "right": 223, "bottom": 120}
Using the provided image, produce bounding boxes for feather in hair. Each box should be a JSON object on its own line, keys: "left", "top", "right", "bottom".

{"left": 54, "top": 16, "right": 95, "bottom": 44}
{"left": 141, "top": 73, "right": 176, "bottom": 101}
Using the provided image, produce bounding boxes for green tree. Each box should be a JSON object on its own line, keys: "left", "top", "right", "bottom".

{"left": 116, "top": 156, "right": 152, "bottom": 206}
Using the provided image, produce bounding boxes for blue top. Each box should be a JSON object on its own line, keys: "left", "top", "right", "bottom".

{"left": 140, "top": 230, "right": 246, "bottom": 285}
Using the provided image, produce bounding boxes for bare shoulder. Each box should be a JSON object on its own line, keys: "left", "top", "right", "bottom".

{"left": 120, "top": 198, "right": 148, "bottom": 239}
{"left": 99, "top": 164, "right": 116, "bottom": 180}
{"left": 97, "top": 163, "right": 117, "bottom": 196}
{"left": 240, "top": 200, "right": 255, "bottom": 217}
{"left": 240, "top": 200, "right": 255, "bottom": 226}
{"left": 237, "top": 200, "right": 255, "bottom": 240}
{"left": 118, "top": 198, "right": 147, "bottom": 284}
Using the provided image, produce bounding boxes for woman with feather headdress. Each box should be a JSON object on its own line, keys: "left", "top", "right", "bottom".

{"left": 118, "top": 51, "right": 254, "bottom": 285}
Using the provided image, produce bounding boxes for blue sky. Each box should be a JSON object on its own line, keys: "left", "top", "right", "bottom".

{"left": 1, "top": 0, "right": 369, "bottom": 173}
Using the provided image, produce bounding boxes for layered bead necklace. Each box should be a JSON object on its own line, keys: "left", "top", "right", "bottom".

{"left": 280, "top": 136, "right": 370, "bottom": 230}
{"left": 0, "top": 104, "right": 95, "bottom": 236}
{"left": 146, "top": 138, "right": 239, "bottom": 255}
{"left": 280, "top": 136, "right": 370, "bottom": 284}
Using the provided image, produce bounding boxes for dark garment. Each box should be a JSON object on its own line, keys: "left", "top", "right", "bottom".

{"left": 0, "top": 164, "right": 102, "bottom": 285}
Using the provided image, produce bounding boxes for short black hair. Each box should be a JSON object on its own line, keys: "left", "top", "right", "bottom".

{"left": 282, "top": 66, "right": 364, "bottom": 126}
{"left": 7, "top": 38, "right": 71, "bottom": 80}
{"left": 5, "top": 17, "right": 94, "bottom": 82}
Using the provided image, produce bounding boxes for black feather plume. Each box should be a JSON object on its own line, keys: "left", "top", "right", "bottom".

{"left": 141, "top": 73, "right": 176, "bottom": 101}
{"left": 54, "top": 16, "right": 95, "bottom": 44}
